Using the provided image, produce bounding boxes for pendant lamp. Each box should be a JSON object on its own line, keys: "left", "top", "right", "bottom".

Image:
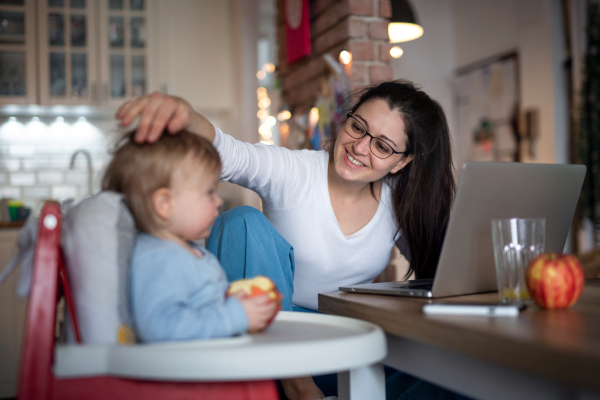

{"left": 388, "top": 0, "right": 423, "bottom": 43}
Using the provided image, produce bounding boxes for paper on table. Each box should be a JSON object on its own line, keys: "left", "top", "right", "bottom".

{"left": 422, "top": 303, "right": 526, "bottom": 317}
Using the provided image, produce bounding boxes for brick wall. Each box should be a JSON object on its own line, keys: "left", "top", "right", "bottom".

{"left": 277, "top": 0, "right": 393, "bottom": 113}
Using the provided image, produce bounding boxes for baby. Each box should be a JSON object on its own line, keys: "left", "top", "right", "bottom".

{"left": 102, "top": 130, "right": 278, "bottom": 342}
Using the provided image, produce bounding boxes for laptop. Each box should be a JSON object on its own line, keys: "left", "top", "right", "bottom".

{"left": 339, "top": 161, "right": 586, "bottom": 298}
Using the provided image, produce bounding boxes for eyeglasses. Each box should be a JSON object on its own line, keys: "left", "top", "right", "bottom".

{"left": 344, "top": 113, "right": 409, "bottom": 159}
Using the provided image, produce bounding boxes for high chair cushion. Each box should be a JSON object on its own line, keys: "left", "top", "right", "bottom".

{"left": 62, "top": 191, "right": 136, "bottom": 344}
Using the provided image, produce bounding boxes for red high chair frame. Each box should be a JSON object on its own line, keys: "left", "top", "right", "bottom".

{"left": 17, "top": 201, "right": 279, "bottom": 400}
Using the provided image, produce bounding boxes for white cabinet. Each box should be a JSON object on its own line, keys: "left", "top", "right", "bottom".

{"left": 97, "top": 0, "right": 154, "bottom": 107}
{"left": 37, "top": 0, "right": 98, "bottom": 105}
{"left": 37, "top": 0, "right": 155, "bottom": 107}
{"left": 0, "top": 0, "right": 236, "bottom": 110}
{"left": 0, "top": 0, "right": 155, "bottom": 107}
{"left": 0, "top": 0, "right": 37, "bottom": 105}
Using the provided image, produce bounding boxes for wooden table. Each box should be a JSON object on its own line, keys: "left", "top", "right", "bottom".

{"left": 319, "top": 279, "right": 600, "bottom": 400}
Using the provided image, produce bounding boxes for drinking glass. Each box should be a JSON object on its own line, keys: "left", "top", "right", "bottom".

{"left": 491, "top": 218, "right": 545, "bottom": 303}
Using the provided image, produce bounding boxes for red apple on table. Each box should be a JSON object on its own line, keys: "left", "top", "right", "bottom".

{"left": 525, "top": 253, "right": 584, "bottom": 309}
{"left": 227, "top": 275, "right": 282, "bottom": 332}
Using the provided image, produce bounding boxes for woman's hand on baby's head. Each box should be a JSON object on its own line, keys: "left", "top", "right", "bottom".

{"left": 116, "top": 92, "right": 194, "bottom": 144}
{"left": 238, "top": 295, "right": 279, "bottom": 332}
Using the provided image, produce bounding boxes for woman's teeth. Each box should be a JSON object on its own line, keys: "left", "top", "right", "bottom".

{"left": 347, "top": 153, "right": 364, "bottom": 166}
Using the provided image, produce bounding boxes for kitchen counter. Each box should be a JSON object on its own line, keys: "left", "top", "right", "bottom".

{"left": 0, "top": 221, "right": 25, "bottom": 229}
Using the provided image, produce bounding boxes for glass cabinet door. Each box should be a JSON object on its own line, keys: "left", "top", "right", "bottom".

{"left": 38, "top": 0, "right": 98, "bottom": 105}
{"left": 0, "top": 0, "right": 37, "bottom": 105}
{"left": 99, "top": 0, "right": 151, "bottom": 106}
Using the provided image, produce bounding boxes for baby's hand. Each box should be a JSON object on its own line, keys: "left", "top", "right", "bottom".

{"left": 230, "top": 290, "right": 248, "bottom": 301}
{"left": 237, "top": 294, "right": 278, "bottom": 332}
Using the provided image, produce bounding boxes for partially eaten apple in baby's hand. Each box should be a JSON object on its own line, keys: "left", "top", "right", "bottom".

{"left": 227, "top": 275, "right": 282, "bottom": 332}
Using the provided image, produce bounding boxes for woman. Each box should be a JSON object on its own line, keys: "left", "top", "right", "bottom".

{"left": 117, "top": 80, "right": 457, "bottom": 400}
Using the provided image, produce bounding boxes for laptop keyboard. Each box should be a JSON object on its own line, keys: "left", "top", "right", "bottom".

{"left": 394, "top": 283, "right": 433, "bottom": 291}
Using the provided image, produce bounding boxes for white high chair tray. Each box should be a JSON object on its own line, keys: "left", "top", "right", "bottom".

{"left": 54, "top": 311, "right": 387, "bottom": 381}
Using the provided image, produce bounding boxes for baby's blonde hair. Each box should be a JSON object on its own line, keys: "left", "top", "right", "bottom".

{"left": 102, "top": 130, "right": 221, "bottom": 233}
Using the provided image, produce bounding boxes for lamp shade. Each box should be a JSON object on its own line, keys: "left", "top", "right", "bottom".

{"left": 388, "top": 0, "right": 423, "bottom": 43}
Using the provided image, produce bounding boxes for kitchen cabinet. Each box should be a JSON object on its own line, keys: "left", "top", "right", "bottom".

{"left": 0, "top": 228, "right": 27, "bottom": 398}
{"left": 0, "top": 0, "right": 37, "bottom": 105}
{"left": 37, "top": 0, "right": 154, "bottom": 106}
{"left": 0, "top": 0, "right": 155, "bottom": 107}
{"left": 0, "top": 0, "right": 238, "bottom": 113}
{"left": 37, "top": 0, "right": 99, "bottom": 105}
{"left": 97, "top": 0, "right": 154, "bottom": 107}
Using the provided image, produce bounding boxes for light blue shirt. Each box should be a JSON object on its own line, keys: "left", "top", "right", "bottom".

{"left": 130, "top": 233, "right": 248, "bottom": 342}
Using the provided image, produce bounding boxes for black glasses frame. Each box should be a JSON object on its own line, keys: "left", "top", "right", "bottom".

{"left": 344, "top": 113, "right": 409, "bottom": 159}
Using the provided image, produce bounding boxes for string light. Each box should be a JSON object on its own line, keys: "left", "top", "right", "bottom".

{"left": 262, "top": 63, "right": 276, "bottom": 73}
{"left": 258, "top": 98, "right": 271, "bottom": 109}
{"left": 339, "top": 50, "right": 352, "bottom": 65}
{"left": 277, "top": 110, "right": 291, "bottom": 121}
{"left": 260, "top": 130, "right": 273, "bottom": 140}
{"left": 259, "top": 123, "right": 272, "bottom": 137}
{"left": 390, "top": 46, "right": 404, "bottom": 58}
{"left": 309, "top": 107, "right": 319, "bottom": 126}
{"left": 257, "top": 109, "right": 268, "bottom": 120}
{"left": 280, "top": 122, "right": 289, "bottom": 136}
{"left": 256, "top": 66, "right": 277, "bottom": 145}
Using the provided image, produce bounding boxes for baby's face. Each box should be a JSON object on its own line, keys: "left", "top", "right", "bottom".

{"left": 168, "top": 162, "right": 222, "bottom": 242}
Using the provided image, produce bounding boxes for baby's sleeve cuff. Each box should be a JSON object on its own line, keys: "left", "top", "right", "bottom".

{"left": 225, "top": 296, "right": 249, "bottom": 334}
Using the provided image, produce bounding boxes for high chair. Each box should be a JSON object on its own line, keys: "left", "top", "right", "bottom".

{"left": 17, "top": 201, "right": 278, "bottom": 400}
{"left": 18, "top": 201, "right": 387, "bottom": 400}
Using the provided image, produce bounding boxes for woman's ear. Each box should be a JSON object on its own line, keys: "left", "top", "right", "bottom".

{"left": 152, "top": 188, "right": 173, "bottom": 220}
{"left": 390, "top": 154, "right": 414, "bottom": 174}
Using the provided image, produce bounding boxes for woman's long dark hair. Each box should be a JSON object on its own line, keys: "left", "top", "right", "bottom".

{"left": 345, "top": 80, "right": 456, "bottom": 279}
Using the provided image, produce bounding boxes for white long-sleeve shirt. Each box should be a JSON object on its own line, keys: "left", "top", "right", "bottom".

{"left": 213, "top": 126, "right": 400, "bottom": 310}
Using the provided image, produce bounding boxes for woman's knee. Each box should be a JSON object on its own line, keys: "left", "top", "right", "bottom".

{"left": 219, "top": 205, "right": 268, "bottom": 226}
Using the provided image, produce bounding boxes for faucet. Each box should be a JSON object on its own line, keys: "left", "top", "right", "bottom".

{"left": 69, "top": 149, "right": 93, "bottom": 197}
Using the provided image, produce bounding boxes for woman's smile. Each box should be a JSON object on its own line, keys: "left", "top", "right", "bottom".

{"left": 344, "top": 148, "right": 366, "bottom": 168}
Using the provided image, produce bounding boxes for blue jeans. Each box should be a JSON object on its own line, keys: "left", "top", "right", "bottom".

{"left": 207, "top": 206, "right": 295, "bottom": 311}
{"left": 207, "top": 206, "right": 472, "bottom": 400}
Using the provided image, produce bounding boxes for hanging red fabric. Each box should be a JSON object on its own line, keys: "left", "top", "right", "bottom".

{"left": 285, "top": 0, "right": 311, "bottom": 64}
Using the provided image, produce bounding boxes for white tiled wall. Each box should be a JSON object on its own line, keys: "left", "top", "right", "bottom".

{"left": 0, "top": 111, "right": 256, "bottom": 215}
{"left": 0, "top": 116, "right": 123, "bottom": 213}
